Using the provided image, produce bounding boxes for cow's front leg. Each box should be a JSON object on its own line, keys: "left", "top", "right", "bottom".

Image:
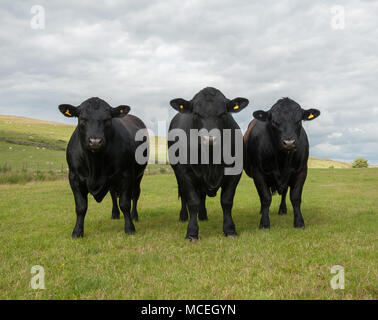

{"left": 220, "top": 176, "right": 240, "bottom": 236}
{"left": 69, "top": 174, "right": 88, "bottom": 238}
{"left": 119, "top": 190, "right": 136, "bottom": 235}
{"left": 254, "top": 171, "right": 272, "bottom": 229}
{"left": 290, "top": 169, "right": 307, "bottom": 229}
{"left": 110, "top": 190, "right": 120, "bottom": 219}
{"left": 185, "top": 190, "right": 201, "bottom": 241}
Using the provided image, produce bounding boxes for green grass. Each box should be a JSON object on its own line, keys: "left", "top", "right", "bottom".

{"left": 0, "top": 141, "right": 68, "bottom": 172}
{"left": 0, "top": 169, "right": 376, "bottom": 299}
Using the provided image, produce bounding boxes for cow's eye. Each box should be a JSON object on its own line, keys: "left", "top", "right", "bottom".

{"left": 272, "top": 120, "right": 280, "bottom": 127}
{"left": 79, "top": 119, "right": 87, "bottom": 126}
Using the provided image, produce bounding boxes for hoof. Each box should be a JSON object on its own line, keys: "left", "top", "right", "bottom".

{"left": 111, "top": 214, "right": 120, "bottom": 220}
{"left": 294, "top": 223, "right": 305, "bottom": 229}
{"left": 125, "top": 223, "right": 136, "bottom": 235}
{"left": 72, "top": 231, "right": 83, "bottom": 238}
{"left": 225, "top": 231, "right": 237, "bottom": 237}
{"left": 278, "top": 208, "right": 287, "bottom": 215}
{"left": 179, "top": 215, "right": 188, "bottom": 222}
{"left": 185, "top": 236, "right": 198, "bottom": 242}
{"left": 259, "top": 222, "right": 270, "bottom": 229}
{"left": 131, "top": 215, "right": 139, "bottom": 222}
{"left": 198, "top": 216, "right": 208, "bottom": 221}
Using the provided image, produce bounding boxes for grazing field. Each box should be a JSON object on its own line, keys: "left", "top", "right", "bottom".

{"left": 0, "top": 168, "right": 376, "bottom": 299}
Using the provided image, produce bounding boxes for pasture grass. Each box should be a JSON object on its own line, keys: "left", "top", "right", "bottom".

{"left": 0, "top": 168, "right": 376, "bottom": 299}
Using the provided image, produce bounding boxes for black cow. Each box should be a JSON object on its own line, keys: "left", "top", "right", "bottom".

{"left": 59, "top": 97, "right": 148, "bottom": 237}
{"left": 244, "top": 97, "right": 320, "bottom": 229}
{"left": 168, "top": 87, "right": 249, "bottom": 240}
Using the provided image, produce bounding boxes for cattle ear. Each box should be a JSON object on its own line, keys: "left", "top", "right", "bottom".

{"left": 302, "top": 108, "right": 320, "bottom": 121}
{"left": 112, "top": 105, "right": 130, "bottom": 118}
{"left": 170, "top": 98, "right": 192, "bottom": 113}
{"left": 253, "top": 110, "right": 269, "bottom": 121}
{"left": 228, "top": 97, "right": 249, "bottom": 113}
{"left": 59, "top": 104, "right": 78, "bottom": 118}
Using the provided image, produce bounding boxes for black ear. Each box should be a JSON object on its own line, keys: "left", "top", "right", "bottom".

{"left": 59, "top": 104, "right": 79, "bottom": 118}
{"left": 170, "top": 98, "right": 192, "bottom": 113}
{"left": 302, "top": 108, "right": 320, "bottom": 121}
{"left": 253, "top": 110, "right": 269, "bottom": 121}
{"left": 111, "top": 105, "right": 130, "bottom": 118}
{"left": 227, "top": 97, "right": 249, "bottom": 113}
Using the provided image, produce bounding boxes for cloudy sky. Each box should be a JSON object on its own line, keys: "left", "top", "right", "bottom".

{"left": 1, "top": 0, "right": 377, "bottom": 163}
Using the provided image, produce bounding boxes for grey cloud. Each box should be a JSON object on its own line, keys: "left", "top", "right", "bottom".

{"left": 0, "top": 0, "right": 377, "bottom": 163}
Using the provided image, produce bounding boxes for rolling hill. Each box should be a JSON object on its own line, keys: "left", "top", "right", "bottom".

{"left": 0, "top": 114, "right": 352, "bottom": 172}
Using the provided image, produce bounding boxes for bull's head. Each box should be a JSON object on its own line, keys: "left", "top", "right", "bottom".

{"left": 59, "top": 97, "right": 130, "bottom": 152}
{"left": 170, "top": 87, "right": 249, "bottom": 146}
{"left": 253, "top": 98, "right": 320, "bottom": 151}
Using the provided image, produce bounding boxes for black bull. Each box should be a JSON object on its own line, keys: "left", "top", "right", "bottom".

{"left": 59, "top": 97, "right": 148, "bottom": 238}
{"left": 168, "top": 87, "right": 249, "bottom": 240}
{"left": 243, "top": 97, "right": 320, "bottom": 229}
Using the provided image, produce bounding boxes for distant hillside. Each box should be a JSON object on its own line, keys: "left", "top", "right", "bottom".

{"left": 0, "top": 114, "right": 352, "bottom": 169}
{"left": 308, "top": 157, "right": 351, "bottom": 168}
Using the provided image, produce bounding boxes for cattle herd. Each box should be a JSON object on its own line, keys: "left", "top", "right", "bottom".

{"left": 59, "top": 87, "right": 320, "bottom": 240}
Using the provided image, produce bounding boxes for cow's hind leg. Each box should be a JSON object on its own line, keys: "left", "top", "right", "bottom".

{"left": 198, "top": 192, "right": 208, "bottom": 221}
{"left": 111, "top": 190, "right": 120, "bottom": 219}
{"left": 178, "top": 184, "right": 188, "bottom": 221}
{"left": 278, "top": 188, "right": 288, "bottom": 215}
{"left": 131, "top": 175, "right": 142, "bottom": 222}
{"left": 119, "top": 190, "right": 136, "bottom": 235}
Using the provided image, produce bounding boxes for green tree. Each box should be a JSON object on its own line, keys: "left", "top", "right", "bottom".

{"left": 352, "top": 158, "right": 368, "bottom": 168}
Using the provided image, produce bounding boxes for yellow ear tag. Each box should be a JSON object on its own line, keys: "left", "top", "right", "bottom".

{"left": 308, "top": 113, "right": 314, "bottom": 119}
{"left": 259, "top": 114, "right": 262, "bottom": 118}
{"left": 120, "top": 109, "right": 123, "bottom": 113}
{"left": 65, "top": 109, "right": 71, "bottom": 116}
{"left": 233, "top": 105, "right": 239, "bottom": 110}
{"left": 180, "top": 105, "right": 184, "bottom": 110}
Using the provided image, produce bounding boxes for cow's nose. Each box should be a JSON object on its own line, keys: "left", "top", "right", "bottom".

{"left": 88, "top": 138, "right": 103, "bottom": 149}
{"left": 282, "top": 139, "right": 296, "bottom": 150}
